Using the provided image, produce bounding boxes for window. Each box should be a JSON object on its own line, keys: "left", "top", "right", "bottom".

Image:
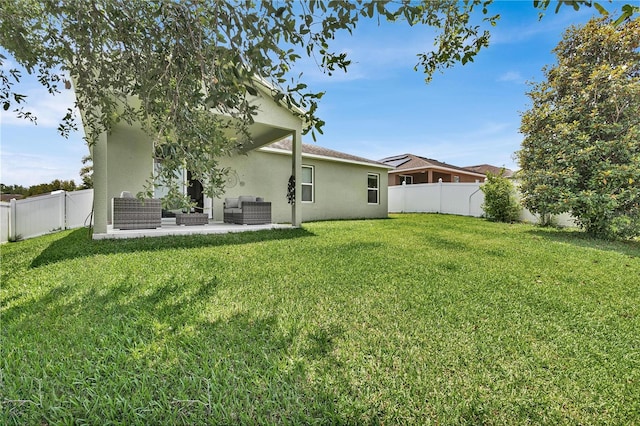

{"left": 399, "top": 175, "right": 413, "bottom": 185}
{"left": 367, "top": 173, "right": 379, "bottom": 204}
{"left": 453, "top": 176, "right": 460, "bottom": 183}
{"left": 301, "top": 165, "right": 314, "bottom": 203}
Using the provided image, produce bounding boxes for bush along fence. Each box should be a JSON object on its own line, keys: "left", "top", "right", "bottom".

{"left": 1, "top": 189, "right": 93, "bottom": 243}
{"left": 388, "top": 181, "right": 576, "bottom": 227}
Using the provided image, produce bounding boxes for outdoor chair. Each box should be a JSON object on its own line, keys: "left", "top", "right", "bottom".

{"left": 223, "top": 195, "right": 271, "bottom": 225}
{"left": 112, "top": 192, "right": 162, "bottom": 230}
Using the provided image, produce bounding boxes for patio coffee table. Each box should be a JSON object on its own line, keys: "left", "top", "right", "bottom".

{"left": 175, "top": 213, "right": 208, "bottom": 226}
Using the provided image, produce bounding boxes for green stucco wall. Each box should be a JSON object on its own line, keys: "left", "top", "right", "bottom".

{"left": 106, "top": 122, "right": 154, "bottom": 223}
{"left": 214, "top": 149, "right": 388, "bottom": 223}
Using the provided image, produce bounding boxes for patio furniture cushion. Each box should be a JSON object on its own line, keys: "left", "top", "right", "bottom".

{"left": 238, "top": 195, "right": 256, "bottom": 207}
{"left": 224, "top": 198, "right": 239, "bottom": 208}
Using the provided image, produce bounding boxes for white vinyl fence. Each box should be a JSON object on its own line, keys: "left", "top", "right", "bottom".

{"left": 388, "top": 182, "right": 577, "bottom": 227}
{"left": 389, "top": 182, "right": 485, "bottom": 217}
{"left": 1, "top": 189, "right": 93, "bottom": 243}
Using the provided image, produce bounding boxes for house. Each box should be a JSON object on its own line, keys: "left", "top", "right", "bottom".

{"left": 211, "top": 139, "right": 392, "bottom": 223}
{"left": 86, "top": 79, "right": 389, "bottom": 237}
{"left": 380, "top": 154, "right": 486, "bottom": 186}
{"left": 465, "top": 164, "right": 515, "bottom": 178}
{"left": 0, "top": 194, "right": 24, "bottom": 202}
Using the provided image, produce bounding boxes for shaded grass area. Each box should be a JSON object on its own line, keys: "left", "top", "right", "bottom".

{"left": 2, "top": 214, "right": 639, "bottom": 424}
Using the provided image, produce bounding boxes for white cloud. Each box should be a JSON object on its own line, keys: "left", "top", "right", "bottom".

{"left": 0, "top": 84, "right": 79, "bottom": 128}
{"left": 0, "top": 52, "right": 79, "bottom": 129}
{"left": 498, "top": 71, "right": 525, "bottom": 83}
{"left": 0, "top": 150, "right": 84, "bottom": 186}
{"left": 294, "top": 21, "right": 438, "bottom": 85}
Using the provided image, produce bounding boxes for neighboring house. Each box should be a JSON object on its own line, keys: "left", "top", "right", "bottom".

{"left": 465, "top": 164, "right": 515, "bottom": 178}
{"left": 0, "top": 194, "right": 24, "bottom": 202}
{"left": 380, "top": 154, "right": 486, "bottom": 186}
{"left": 85, "top": 79, "right": 389, "bottom": 236}
{"left": 211, "top": 139, "right": 392, "bottom": 223}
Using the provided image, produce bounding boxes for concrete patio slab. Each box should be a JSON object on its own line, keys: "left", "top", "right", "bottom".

{"left": 93, "top": 218, "right": 293, "bottom": 240}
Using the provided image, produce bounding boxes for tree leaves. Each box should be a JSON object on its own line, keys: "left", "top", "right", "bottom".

{"left": 1, "top": 0, "right": 637, "bottom": 205}
{"left": 518, "top": 17, "right": 640, "bottom": 239}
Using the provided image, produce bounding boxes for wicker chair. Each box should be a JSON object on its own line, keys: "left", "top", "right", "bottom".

{"left": 223, "top": 196, "right": 271, "bottom": 225}
{"left": 112, "top": 195, "right": 162, "bottom": 230}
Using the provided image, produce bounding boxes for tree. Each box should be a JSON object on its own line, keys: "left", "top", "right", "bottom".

{"left": 25, "top": 179, "right": 77, "bottom": 196}
{"left": 0, "top": 1, "right": 636, "bottom": 202}
{"left": 518, "top": 17, "right": 640, "bottom": 239}
{"left": 481, "top": 169, "right": 521, "bottom": 222}
{"left": 79, "top": 155, "right": 93, "bottom": 189}
{"left": 0, "top": 183, "right": 28, "bottom": 195}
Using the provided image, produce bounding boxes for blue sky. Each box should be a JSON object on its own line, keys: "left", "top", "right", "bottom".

{"left": 0, "top": 1, "right": 605, "bottom": 186}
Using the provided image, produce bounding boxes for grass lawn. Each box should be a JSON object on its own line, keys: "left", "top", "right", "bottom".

{"left": 1, "top": 214, "right": 639, "bottom": 424}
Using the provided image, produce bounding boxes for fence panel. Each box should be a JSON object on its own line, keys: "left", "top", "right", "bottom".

{"left": 388, "top": 182, "right": 576, "bottom": 226}
{"left": 0, "top": 202, "right": 9, "bottom": 243}
{"left": 389, "top": 183, "right": 441, "bottom": 213}
{"left": 389, "top": 182, "right": 483, "bottom": 216}
{"left": 13, "top": 192, "right": 65, "bottom": 240}
{"left": 66, "top": 189, "right": 94, "bottom": 228}
{"left": 1, "top": 190, "right": 95, "bottom": 242}
{"left": 440, "top": 183, "right": 483, "bottom": 216}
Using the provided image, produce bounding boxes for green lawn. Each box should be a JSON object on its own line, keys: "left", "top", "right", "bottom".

{"left": 1, "top": 214, "right": 639, "bottom": 424}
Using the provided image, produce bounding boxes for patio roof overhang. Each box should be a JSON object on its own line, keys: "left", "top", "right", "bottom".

{"left": 88, "top": 79, "right": 305, "bottom": 237}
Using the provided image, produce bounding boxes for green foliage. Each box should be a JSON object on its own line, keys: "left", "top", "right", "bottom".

{"left": 0, "top": 0, "right": 503, "bottom": 202}
{"left": 1, "top": 179, "right": 78, "bottom": 197}
{"left": 481, "top": 169, "right": 521, "bottom": 222}
{"left": 0, "top": 183, "right": 28, "bottom": 195}
{"left": 2, "top": 215, "right": 639, "bottom": 423}
{"left": 518, "top": 17, "right": 640, "bottom": 239}
{"left": 4, "top": 1, "right": 635, "bottom": 202}
{"left": 79, "top": 155, "right": 93, "bottom": 189}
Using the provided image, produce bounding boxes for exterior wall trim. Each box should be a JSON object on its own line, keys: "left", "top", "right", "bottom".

{"left": 260, "top": 147, "right": 394, "bottom": 170}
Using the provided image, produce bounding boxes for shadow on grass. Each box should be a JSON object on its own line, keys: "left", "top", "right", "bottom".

{"left": 2, "top": 269, "right": 350, "bottom": 424}
{"left": 526, "top": 228, "right": 640, "bottom": 257}
{"left": 30, "top": 226, "right": 316, "bottom": 268}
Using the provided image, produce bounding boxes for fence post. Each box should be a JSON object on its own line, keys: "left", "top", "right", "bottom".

{"left": 9, "top": 198, "right": 17, "bottom": 241}
{"left": 52, "top": 190, "right": 66, "bottom": 231}
{"left": 401, "top": 181, "right": 407, "bottom": 213}
{"left": 438, "top": 178, "right": 443, "bottom": 213}
{"left": 63, "top": 191, "right": 69, "bottom": 230}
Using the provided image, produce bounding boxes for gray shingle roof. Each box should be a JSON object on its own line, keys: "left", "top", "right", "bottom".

{"left": 379, "top": 154, "right": 485, "bottom": 176}
{"left": 267, "top": 139, "right": 389, "bottom": 167}
{"left": 464, "top": 164, "right": 515, "bottom": 177}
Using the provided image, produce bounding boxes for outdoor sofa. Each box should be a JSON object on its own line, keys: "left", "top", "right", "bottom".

{"left": 112, "top": 192, "right": 162, "bottom": 230}
{"left": 223, "top": 195, "right": 271, "bottom": 225}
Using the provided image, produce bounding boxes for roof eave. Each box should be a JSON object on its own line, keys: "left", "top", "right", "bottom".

{"left": 389, "top": 165, "right": 486, "bottom": 177}
{"left": 259, "top": 146, "right": 394, "bottom": 169}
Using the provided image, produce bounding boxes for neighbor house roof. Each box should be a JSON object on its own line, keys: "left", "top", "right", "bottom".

{"left": 0, "top": 194, "right": 24, "bottom": 202}
{"left": 379, "top": 154, "right": 486, "bottom": 177}
{"left": 262, "top": 139, "right": 393, "bottom": 169}
{"left": 464, "top": 164, "right": 515, "bottom": 178}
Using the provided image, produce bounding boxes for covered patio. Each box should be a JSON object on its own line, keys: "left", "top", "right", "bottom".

{"left": 93, "top": 218, "right": 293, "bottom": 240}
{"left": 87, "top": 78, "right": 305, "bottom": 240}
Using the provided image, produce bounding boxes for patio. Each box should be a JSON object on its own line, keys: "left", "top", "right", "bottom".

{"left": 93, "top": 218, "right": 293, "bottom": 240}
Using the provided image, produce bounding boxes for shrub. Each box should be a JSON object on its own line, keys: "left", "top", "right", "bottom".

{"left": 481, "top": 170, "right": 521, "bottom": 223}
